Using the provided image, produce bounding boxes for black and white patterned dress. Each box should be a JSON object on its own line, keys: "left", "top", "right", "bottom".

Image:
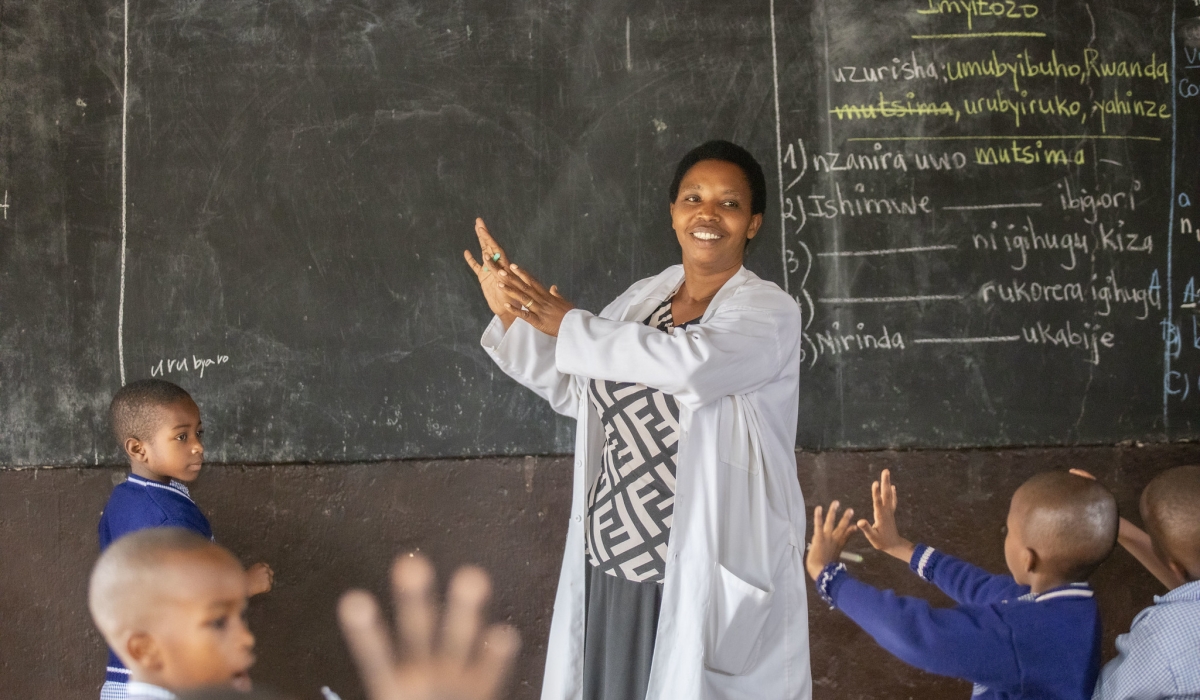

{"left": 583, "top": 299, "right": 696, "bottom": 700}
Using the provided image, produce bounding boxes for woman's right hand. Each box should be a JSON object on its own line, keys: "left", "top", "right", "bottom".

{"left": 464, "top": 218, "right": 518, "bottom": 329}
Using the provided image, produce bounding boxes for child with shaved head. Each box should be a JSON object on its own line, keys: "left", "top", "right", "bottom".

{"left": 1090, "top": 465, "right": 1200, "bottom": 700}
{"left": 807, "top": 470, "right": 1117, "bottom": 700}
{"left": 89, "top": 528, "right": 256, "bottom": 699}
{"left": 98, "top": 379, "right": 272, "bottom": 699}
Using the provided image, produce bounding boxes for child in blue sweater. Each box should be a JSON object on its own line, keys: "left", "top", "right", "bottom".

{"left": 97, "top": 380, "right": 273, "bottom": 700}
{"left": 807, "top": 470, "right": 1118, "bottom": 700}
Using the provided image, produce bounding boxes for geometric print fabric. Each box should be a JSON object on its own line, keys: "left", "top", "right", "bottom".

{"left": 585, "top": 300, "right": 694, "bottom": 583}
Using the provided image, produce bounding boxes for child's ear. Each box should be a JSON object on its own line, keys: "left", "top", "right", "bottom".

{"left": 1166, "top": 557, "right": 1188, "bottom": 587}
{"left": 126, "top": 631, "right": 163, "bottom": 671}
{"left": 1022, "top": 547, "right": 1039, "bottom": 575}
{"left": 124, "top": 437, "right": 148, "bottom": 464}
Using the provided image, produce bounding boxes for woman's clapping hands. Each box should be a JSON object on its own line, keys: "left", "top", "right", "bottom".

{"left": 463, "top": 218, "right": 575, "bottom": 337}
{"left": 463, "top": 218, "right": 519, "bottom": 329}
{"left": 494, "top": 264, "right": 575, "bottom": 337}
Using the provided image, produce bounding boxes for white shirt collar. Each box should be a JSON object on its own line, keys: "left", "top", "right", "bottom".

{"left": 126, "top": 473, "right": 194, "bottom": 501}
{"left": 126, "top": 681, "right": 176, "bottom": 700}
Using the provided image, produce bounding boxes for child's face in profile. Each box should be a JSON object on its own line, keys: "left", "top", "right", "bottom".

{"left": 145, "top": 551, "right": 256, "bottom": 691}
{"left": 139, "top": 399, "right": 205, "bottom": 483}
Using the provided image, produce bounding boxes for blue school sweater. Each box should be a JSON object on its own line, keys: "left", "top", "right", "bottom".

{"left": 97, "top": 474, "right": 213, "bottom": 696}
{"left": 816, "top": 544, "right": 1102, "bottom": 700}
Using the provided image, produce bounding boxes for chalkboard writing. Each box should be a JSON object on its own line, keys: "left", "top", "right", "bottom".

{"left": 778, "top": 0, "right": 1200, "bottom": 447}
{"left": 1, "top": 0, "right": 1198, "bottom": 465}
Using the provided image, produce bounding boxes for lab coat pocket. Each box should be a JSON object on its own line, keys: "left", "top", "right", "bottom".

{"left": 704, "top": 563, "right": 775, "bottom": 675}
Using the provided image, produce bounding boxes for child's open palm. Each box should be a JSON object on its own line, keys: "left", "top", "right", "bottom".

{"left": 857, "top": 469, "right": 916, "bottom": 563}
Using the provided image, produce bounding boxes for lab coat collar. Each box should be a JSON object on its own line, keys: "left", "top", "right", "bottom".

{"left": 619, "top": 264, "right": 756, "bottom": 323}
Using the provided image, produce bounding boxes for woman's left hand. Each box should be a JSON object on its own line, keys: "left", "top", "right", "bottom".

{"left": 496, "top": 264, "right": 575, "bottom": 337}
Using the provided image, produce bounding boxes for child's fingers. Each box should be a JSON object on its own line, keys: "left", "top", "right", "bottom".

{"left": 834, "top": 508, "right": 856, "bottom": 537}
{"left": 475, "top": 625, "right": 521, "bottom": 699}
{"left": 393, "top": 554, "right": 437, "bottom": 661}
{"left": 441, "top": 566, "right": 491, "bottom": 666}
{"left": 337, "top": 590, "right": 398, "bottom": 700}
{"left": 880, "top": 469, "right": 895, "bottom": 508}
{"left": 1069, "top": 468, "right": 1097, "bottom": 481}
{"left": 824, "top": 501, "right": 842, "bottom": 532}
{"left": 812, "top": 505, "right": 824, "bottom": 534}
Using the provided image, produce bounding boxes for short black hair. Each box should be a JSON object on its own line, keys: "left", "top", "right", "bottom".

{"left": 1141, "top": 465, "right": 1200, "bottom": 572}
{"left": 668, "top": 140, "right": 768, "bottom": 216}
{"left": 109, "top": 379, "right": 194, "bottom": 444}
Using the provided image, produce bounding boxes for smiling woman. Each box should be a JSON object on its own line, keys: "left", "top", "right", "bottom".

{"left": 465, "top": 141, "right": 811, "bottom": 700}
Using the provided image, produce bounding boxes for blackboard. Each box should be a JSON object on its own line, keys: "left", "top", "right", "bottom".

{"left": 784, "top": 0, "right": 1200, "bottom": 447}
{"left": 2, "top": 0, "right": 1199, "bottom": 466}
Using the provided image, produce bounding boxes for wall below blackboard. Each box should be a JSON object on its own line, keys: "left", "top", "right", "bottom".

{"left": 2, "top": 445, "right": 1195, "bottom": 700}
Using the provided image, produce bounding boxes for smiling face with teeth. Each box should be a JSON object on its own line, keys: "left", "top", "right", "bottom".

{"left": 670, "top": 159, "right": 763, "bottom": 274}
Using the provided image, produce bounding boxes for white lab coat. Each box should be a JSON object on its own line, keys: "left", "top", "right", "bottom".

{"left": 481, "top": 264, "right": 811, "bottom": 700}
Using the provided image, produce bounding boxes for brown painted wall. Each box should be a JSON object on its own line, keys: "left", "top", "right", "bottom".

{"left": 2, "top": 444, "right": 1197, "bottom": 700}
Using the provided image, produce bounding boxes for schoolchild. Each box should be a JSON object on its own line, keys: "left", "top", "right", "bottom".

{"left": 88, "top": 528, "right": 256, "bottom": 700}
{"left": 1088, "top": 465, "right": 1200, "bottom": 700}
{"left": 98, "top": 379, "right": 272, "bottom": 699}
{"left": 807, "top": 469, "right": 1117, "bottom": 700}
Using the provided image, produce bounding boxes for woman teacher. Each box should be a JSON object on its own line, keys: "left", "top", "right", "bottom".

{"left": 465, "top": 141, "right": 811, "bottom": 700}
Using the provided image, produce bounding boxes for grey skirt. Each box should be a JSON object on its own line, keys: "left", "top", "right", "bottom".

{"left": 583, "top": 563, "right": 665, "bottom": 700}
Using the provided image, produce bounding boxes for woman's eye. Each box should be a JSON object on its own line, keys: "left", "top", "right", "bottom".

{"left": 209, "top": 616, "right": 228, "bottom": 631}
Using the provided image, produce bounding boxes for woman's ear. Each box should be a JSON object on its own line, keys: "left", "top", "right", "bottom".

{"left": 746, "top": 213, "right": 763, "bottom": 240}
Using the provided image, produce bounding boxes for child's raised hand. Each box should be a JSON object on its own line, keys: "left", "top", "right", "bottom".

{"left": 246, "top": 562, "right": 274, "bottom": 596}
{"left": 337, "top": 553, "right": 520, "bottom": 700}
{"left": 857, "top": 469, "right": 916, "bottom": 563}
{"left": 805, "top": 501, "right": 857, "bottom": 581}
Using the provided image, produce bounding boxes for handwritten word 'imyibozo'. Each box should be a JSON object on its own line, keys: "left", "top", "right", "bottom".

{"left": 980, "top": 269, "right": 1161, "bottom": 319}
{"left": 151, "top": 354, "right": 230, "bottom": 378}
{"left": 917, "top": 0, "right": 1039, "bottom": 30}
